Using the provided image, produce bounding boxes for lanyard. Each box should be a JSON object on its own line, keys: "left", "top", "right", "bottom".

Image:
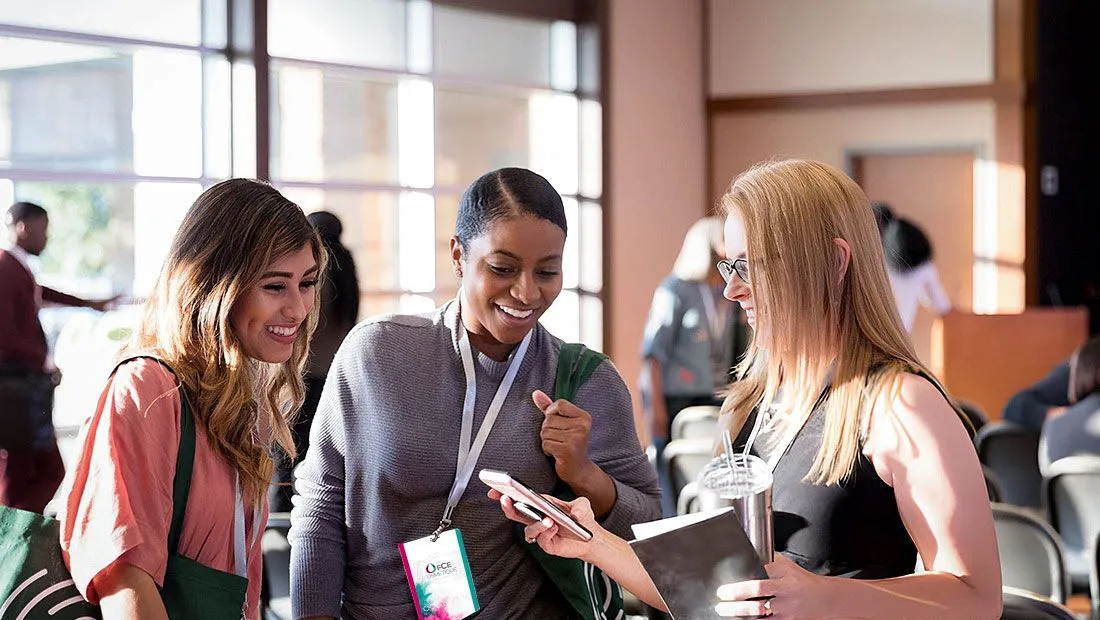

{"left": 233, "top": 473, "right": 261, "bottom": 578}
{"left": 432, "top": 297, "right": 533, "bottom": 541}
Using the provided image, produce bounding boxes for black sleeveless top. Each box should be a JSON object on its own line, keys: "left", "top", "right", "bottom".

{"left": 734, "top": 397, "right": 918, "bottom": 579}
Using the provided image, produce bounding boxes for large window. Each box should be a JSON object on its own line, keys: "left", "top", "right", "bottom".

{"left": 1, "top": 1, "right": 605, "bottom": 439}
{"left": 268, "top": 0, "right": 604, "bottom": 350}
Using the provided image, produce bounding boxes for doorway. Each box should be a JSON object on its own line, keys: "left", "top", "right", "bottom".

{"left": 850, "top": 149, "right": 978, "bottom": 366}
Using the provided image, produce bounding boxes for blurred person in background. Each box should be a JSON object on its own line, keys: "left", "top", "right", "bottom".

{"left": 1004, "top": 335, "right": 1100, "bottom": 470}
{"left": 639, "top": 216, "right": 748, "bottom": 515}
{"left": 0, "top": 201, "right": 117, "bottom": 514}
{"left": 872, "top": 202, "right": 952, "bottom": 333}
{"left": 269, "top": 210, "right": 359, "bottom": 514}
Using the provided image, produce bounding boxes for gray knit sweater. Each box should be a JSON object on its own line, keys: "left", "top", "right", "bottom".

{"left": 289, "top": 301, "right": 661, "bottom": 619}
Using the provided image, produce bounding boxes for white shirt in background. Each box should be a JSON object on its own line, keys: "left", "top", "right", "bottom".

{"left": 888, "top": 261, "right": 952, "bottom": 332}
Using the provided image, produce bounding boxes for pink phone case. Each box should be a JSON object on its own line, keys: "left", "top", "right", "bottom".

{"left": 479, "top": 469, "right": 594, "bottom": 541}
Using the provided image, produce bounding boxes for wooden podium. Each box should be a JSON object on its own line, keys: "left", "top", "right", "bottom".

{"left": 930, "top": 308, "right": 1088, "bottom": 420}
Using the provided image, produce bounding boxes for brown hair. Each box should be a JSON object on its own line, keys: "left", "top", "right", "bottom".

{"left": 127, "top": 179, "right": 325, "bottom": 504}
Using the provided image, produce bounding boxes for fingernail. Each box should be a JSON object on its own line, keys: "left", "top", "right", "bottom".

{"left": 542, "top": 518, "right": 553, "bottom": 528}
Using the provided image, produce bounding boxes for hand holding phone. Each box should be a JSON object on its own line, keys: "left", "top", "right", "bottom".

{"left": 479, "top": 469, "right": 594, "bottom": 541}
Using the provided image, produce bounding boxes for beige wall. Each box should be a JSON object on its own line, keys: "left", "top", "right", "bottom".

{"left": 710, "top": 101, "right": 997, "bottom": 196}
{"left": 606, "top": 0, "right": 707, "bottom": 430}
{"left": 708, "top": 0, "right": 993, "bottom": 96}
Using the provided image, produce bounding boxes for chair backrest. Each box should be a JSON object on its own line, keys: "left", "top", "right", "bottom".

{"left": 670, "top": 405, "right": 721, "bottom": 441}
{"left": 958, "top": 400, "right": 990, "bottom": 436}
{"left": 662, "top": 438, "right": 714, "bottom": 503}
{"left": 1044, "top": 456, "right": 1100, "bottom": 568}
{"left": 1000, "top": 587, "right": 1078, "bottom": 620}
{"left": 992, "top": 503, "right": 1070, "bottom": 603}
{"left": 677, "top": 481, "right": 701, "bottom": 515}
{"left": 984, "top": 466, "right": 1004, "bottom": 503}
{"left": 977, "top": 422, "right": 1043, "bottom": 508}
{"left": 1090, "top": 531, "right": 1100, "bottom": 620}
{"left": 262, "top": 517, "right": 292, "bottom": 620}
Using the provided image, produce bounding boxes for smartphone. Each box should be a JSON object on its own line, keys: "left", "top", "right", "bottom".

{"left": 479, "top": 469, "right": 594, "bottom": 541}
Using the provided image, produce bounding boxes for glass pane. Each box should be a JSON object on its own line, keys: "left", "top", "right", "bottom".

{"left": 232, "top": 62, "right": 257, "bottom": 178}
{"left": 11, "top": 181, "right": 129, "bottom": 296}
{"left": 268, "top": 0, "right": 406, "bottom": 70}
{"left": 400, "top": 293, "right": 436, "bottom": 314}
{"left": 0, "top": 38, "right": 204, "bottom": 176}
{"left": 398, "top": 192, "right": 434, "bottom": 293}
{"left": 435, "top": 86, "right": 529, "bottom": 189}
{"left": 282, "top": 187, "right": 400, "bottom": 292}
{"left": 360, "top": 294, "right": 398, "bottom": 320}
{"left": 132, "top": 182, "right": 202, "bottom": 296}
{"left": 397, "top": 78, "right": 434, "bottom": 189}
{"left": 529, "top": 93, "right": 578, "bottom": 195}
{"left": 562, "top": 197, "right": 579, "bottom": 289}
{"left": 540, "top": 289, "right": 579, "bottom": 343}
{"left": 0, "top": 0, "right": 201, "bottom": 45}
{"left": 271, "top": 62, "right": 399, "bottom": 184}
{"left": 203, "top": 56, "right": 232, "bottom": 178}
{"left": 550, "top": 21, "right": 577, "bottom": 92}
{"left": 578, "top": 22, "right": 600, "bottom": 96}
{"left": 579, "top": 201, "right": 602, "bottom": 292}
{"left": 579, "top": 100, "right": 602, "bottom": 198}
{"left": 434, "top": 5, "right": 551, "bottom": 86}
{"left": 435, "top": 193, "right": 460, "bottom": 298}
{"left": 581, "top": 294, "right": 603, "bottom": 352}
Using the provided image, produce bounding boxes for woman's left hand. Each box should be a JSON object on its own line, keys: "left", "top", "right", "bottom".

{"left": 715, "top": 554, "right": 831, "bottom": 619}
{"left": 533, "top": 390, "right": 594, "bottom": 482}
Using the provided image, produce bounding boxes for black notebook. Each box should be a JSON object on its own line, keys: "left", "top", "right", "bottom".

{"left": 629, "top": 508, "right": 767, "bottom": 619}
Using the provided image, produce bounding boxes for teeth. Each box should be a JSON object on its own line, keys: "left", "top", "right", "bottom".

{"left": 267, "top": 325, "right": 297, "bottom": 337}
{"left": 498, "top": 305, "right": 533, "bottom": 319}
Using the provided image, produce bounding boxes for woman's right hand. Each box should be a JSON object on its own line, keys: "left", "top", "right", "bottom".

{"left": 489, "top": 490, "right": 600, "bottom": 561}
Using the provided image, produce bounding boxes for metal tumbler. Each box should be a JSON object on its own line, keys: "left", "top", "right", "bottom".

{"left": 697, "top": 453, "right": 774, "bottom": 564}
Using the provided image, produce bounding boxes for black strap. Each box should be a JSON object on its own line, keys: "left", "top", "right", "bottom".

{"left": 110, "top": 355, "right": 196, "bottom": 555}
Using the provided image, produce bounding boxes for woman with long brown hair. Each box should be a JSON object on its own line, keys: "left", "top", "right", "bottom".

{"left": 60, "top": 179, "right": 325, "bottom": 619}
{"left": 496, "top": 160, "right": 1002, "bottom": 619}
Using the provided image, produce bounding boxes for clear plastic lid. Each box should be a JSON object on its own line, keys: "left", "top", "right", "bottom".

{"left": 698, "top": 453, "right": 772, "bottom": 498}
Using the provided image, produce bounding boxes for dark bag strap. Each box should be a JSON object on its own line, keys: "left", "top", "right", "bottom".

{"left": 110, "top": 355, "right": 196, "bottom": 555}
{"left": 554, "top": 343, "right": 607, "bottom": 403}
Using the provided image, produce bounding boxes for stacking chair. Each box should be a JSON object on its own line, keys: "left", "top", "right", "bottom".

{"left": 676, "top": 481, "right": 701, "bottom": 515}
{"left": 1091, "top": 531, "right": 1100, "bottom": 620}
{"left": 992, "top": 503, "right": 1070, "bottom": 603}
{"left": 263, "top": 513, "right": 292, "bottom": 620}
{"left": 1000, "top": 587, "right": 1077, "bottom": 620}
{"left": 670, "top": 405, "right": 721, "bottom": 441}
{"left": 984, "top": 466, "right": 1004, "bottom": 503}
{"left": 1043, "top": 455, "right": 1100, "bottom": 592}
{"left": 977, "top": 422, "right": 1043, "bottom": 509}
{"left": 957, "top": 400, "right": 990, "bottom": 436}
{"left": 661, "top": 438, "right": 714, "bottom": 506}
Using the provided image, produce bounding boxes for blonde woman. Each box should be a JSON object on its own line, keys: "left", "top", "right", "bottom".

{"left": 640, "top": 216, "right": 747, "bottom": 514}
{"left": 60, "top": 179, "right": 325, "bottom": 619}
{"left": 496, "top": 160, "right": 1002, "bottom": 618}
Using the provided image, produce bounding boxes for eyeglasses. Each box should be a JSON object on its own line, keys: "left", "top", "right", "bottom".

{"left": 717, "top": 258, "right": 750, "bottom": 284}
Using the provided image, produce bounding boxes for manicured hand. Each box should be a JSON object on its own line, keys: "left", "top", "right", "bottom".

{"left": 489, "top": 490, "right": 598, "bottom": 560}
{"left": 715, "top": 553, "right": 830, "bottom": 618}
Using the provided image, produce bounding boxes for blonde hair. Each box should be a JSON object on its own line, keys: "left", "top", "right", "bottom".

{"left": 719, "top": 159, "right": 950, "bottom": 485}
{"left": 672, "top": 216, "right": 724, "bottom": 281}
{"left": 127, "top": 179, "right": 326, "bottom": 504}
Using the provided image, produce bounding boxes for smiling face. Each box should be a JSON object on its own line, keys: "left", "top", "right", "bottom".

{"left": 229, "top": 243, "right": 319, "bottom": 364}
{"left": 452, "top": 214, "right": 565, "bottom": 361}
